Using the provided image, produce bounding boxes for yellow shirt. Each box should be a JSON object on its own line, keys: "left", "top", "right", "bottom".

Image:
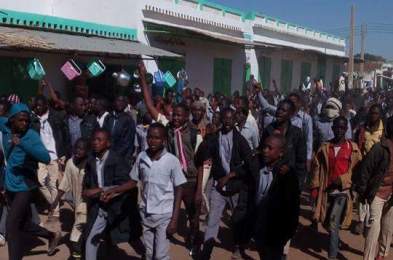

{"left": 364, "top": 120, "right": 384, "bottom": 154}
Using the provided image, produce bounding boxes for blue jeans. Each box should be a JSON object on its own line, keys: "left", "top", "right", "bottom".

{"left": 328, "top": 193, "right": 347, "bottom": 258}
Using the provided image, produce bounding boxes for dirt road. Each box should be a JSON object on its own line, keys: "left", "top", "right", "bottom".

{"left": 0, "top": 193, "right": 374, "bottom": 259}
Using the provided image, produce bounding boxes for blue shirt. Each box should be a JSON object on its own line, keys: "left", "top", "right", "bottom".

{"left": 130, "top": 149, "right": 186, "bottom": 215}
{"left": 68, "top": 116, "right": 82, "bottom": 148}
{"left": 256, "top": 166, "right": 273, "bottom": 204}
{"left": 292, "top": 111, "right": 313, "bottom": 160}
{"left": 238, "top": 119, "right": 259, "bottom": 151}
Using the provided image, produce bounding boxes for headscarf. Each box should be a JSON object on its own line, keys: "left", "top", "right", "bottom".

{"left": 324, "top": 97, "right": 342, "bottom": 120}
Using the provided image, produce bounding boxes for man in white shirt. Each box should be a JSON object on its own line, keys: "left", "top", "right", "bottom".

{"left": 102, "top": 123, "right": 186, "bottom": 260}
{"left": 32, "top": 96, "right": 69, "bottom": 219}
{"left": 92, "top": 97, "right": 110, "bottom": 128}
{"left": 236, "top": 106, "right": 260, "bottom": 151}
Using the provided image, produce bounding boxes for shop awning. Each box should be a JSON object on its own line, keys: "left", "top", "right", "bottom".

{"left": 143, "top": 18, "right": 251, "bottom": 46}
{"left": 0, "top": 26, "right": 181, "bottom": 58}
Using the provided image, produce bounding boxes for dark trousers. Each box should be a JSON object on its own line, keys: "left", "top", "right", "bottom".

{"left": 181, "top": 182, "right": 200, "bottom": 247}
{"left": 6, "top": 190, "right": 53, "bottom": 260}
{"left": 258, "top": 245, "right": 284, "bottom": 260}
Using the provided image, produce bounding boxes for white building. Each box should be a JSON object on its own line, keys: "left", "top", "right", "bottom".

{"left": 0, "top": 0, "right": 346, "bottom": 100}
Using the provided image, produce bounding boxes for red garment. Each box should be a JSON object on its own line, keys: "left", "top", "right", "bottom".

{"left": 328, "top": 141, "right": 352, "bottom": 186}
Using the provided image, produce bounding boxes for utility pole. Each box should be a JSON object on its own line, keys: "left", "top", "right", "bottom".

{"left": 348, "top": 5, "right": 355, "bottom": 89}
{"left": 360, "top": 23, "right": 367, "bottom": 77}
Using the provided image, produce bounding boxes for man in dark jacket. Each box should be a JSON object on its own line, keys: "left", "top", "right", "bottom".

{"left": 31, "top": 95, "right": 70, "bottom": 219}
{"left": 354, "top": 116, "right": 393, "bottom": 260}
{"left": 261, "top": 99, "right": 306, "bottom": 189}
{"left": 67, "top": 96, "right": 99, "bottom": 148}
{"left": 165, "top": 103, "right": 201, "bottom": 255}
{"left": 104, "top": 96, "right": 136, "bottom": 165}
{"left": 200, "top": 108, "right": 258, "bottom": 260}
{"left": 83, "top": 129, "right": 137, "bottom": 260}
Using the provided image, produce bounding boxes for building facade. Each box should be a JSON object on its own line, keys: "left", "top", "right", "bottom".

{"left": 0, "top": 0, "right": 346, "bottom": 99}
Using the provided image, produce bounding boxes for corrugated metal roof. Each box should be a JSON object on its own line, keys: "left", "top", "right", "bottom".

{"left": 0, "top": 26, "right": 181, "bottom": 58}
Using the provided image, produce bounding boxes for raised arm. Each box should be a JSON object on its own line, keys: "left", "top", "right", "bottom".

{"left": 138, "top": 62, "right": 160, "bottom": 121}
{"left": 40, "top": 78, "right": 67, "bottom": 109}
{"left": 256, "top": 88, "right": 277, "bottom": 115}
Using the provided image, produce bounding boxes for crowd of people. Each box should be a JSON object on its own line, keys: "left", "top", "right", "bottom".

{"left": 0, "top": 62, "right": 393, "bottom": 260}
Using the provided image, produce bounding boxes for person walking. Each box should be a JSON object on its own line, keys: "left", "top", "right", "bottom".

{"left": 355, "top": 116, "right": 393, "bottom": 260}
{"left": 311, "top": 116, "right": 362, "bottom": 260}
{"left": 0, "top": 103, "right": 61, "bottom": 260}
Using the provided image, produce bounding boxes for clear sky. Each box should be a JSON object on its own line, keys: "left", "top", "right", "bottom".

{"left": 214, "top": 0, "right": 393, "bottom": 60}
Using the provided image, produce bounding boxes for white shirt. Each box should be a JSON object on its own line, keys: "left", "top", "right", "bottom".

{"left": 130, "top": 149, "right": 186, "bottom": 215}
{"left": 97, "top": 111, "right": 109, "bottom": 128}
{"left": 256, "top": 166, "right": 273, "bottom": 204}
{"left": 156, "top": 113, "right": 169, "bottom": 127}
{"left": 247, "top": 112, "right": 259, "bottom": 131}
{"left": 38, "top": 111, "right": 58, "bottom": 161}
{"left": 95, "top": 151, "right": 109, "bottom": 188}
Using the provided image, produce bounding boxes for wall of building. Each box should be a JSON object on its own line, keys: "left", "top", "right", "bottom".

{"left": 0, "top": 0, "right": 142, "bottom": 30}
{"left": 252, "top": 48, "right": 344, "bottom": 92}
{"left": 0, "top": 0, "right": 346, "bottom": 96}
{"left": 148, "top": 35, "right": 246, "bottom": 94}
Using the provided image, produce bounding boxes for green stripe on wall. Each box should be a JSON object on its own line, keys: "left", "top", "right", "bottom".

{"left": 0, "top": 9, "right": 137, "bottom": 41}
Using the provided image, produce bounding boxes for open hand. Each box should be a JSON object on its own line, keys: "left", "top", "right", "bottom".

{"left": 137, "top": 62, "right": 147, "bottom": 79}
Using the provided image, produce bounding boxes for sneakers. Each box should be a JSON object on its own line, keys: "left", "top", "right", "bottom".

{"left": 0, "top": 234, "right": 5, "bottom": 247}
{"left": 48, "top": 231, "right": 62, "bottom": 256}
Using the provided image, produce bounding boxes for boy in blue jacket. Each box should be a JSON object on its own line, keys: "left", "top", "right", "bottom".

{"left": 0, "top": 103, "right": 61, "bottom": 260}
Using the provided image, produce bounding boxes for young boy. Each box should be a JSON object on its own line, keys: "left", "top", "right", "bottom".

{"left": 355, "top": 116, "right": 393, "bottom": 260}
{"left": 103, "top": 123, "right": 186, "bottom": 260}
{"left": 82, "top": 129, "right": 132, "bottom": 260}
{"left": 139, "top": 63, "right": 200, "bottom": 254}
{"left": 50, "top": 138, "right": 89, "bottom": 259}
{"left": 254, "top": 134, "right": 300, "bottom": 260}
{"left": 311, "top": 116, "right": 362, "bottom": 260}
